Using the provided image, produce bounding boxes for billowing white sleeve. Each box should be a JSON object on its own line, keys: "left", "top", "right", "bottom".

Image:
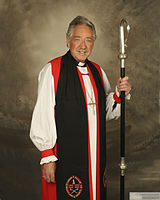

{"left": 101, "top": 68, "right": 121, "bottom": 121}
{"left": 30, "top": 63, "right": 58, "bottom": 165}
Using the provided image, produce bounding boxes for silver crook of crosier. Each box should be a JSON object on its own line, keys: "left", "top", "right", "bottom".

{"left": 119, "top": 19, "right": 130, "bottom": 66}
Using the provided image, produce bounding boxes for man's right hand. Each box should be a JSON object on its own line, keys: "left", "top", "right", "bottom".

{"left": 42, "top": 162, "right": 56, "bottom": 183}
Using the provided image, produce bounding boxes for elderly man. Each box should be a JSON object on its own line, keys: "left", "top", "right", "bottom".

{"left": 30, "top": 16, "right": 131, "bottom": 200}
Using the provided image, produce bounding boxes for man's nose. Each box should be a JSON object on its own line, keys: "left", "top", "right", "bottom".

{"left": 80, "top": 40, "right": 87, "bottom": 48}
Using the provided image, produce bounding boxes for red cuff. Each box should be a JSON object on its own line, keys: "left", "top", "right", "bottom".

{"left": 113, "top": 92, "right": 121, "bottom": 104}
{"left": 41, "top": 148, "right": 54, "bottom": 159}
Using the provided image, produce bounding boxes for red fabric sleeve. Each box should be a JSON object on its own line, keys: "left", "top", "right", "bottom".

{"left": 41, "top": 149, "right": 54, "bottom": 159}
{"left": 113, "top": 92, "right": 121, "bottom": 104}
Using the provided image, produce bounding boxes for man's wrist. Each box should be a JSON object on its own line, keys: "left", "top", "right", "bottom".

{"left": 40, "top": 155, "right": 58, "bottom": 165}
{"left": 115, "top": 85, "right": 131, "bottom": 100}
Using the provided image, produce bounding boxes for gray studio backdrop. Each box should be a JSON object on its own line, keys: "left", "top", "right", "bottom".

{"left": 0, "top": 0, "right": 159, "bottom": 199}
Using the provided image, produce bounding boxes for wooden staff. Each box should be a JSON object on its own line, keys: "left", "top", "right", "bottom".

{"left": 118, "top": 19, "right": 130, "bottom": 200}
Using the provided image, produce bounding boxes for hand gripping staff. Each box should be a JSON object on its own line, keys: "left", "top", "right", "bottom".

{"left": 118, "top": 19, "right": 130, "bottom": 200}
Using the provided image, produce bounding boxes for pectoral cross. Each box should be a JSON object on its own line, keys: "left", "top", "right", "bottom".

{"left": 88, "top": 101, "right": 97, "bottom": 115}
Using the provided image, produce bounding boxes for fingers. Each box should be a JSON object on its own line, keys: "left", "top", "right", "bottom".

{"left": 117, "top": 76, "right": 131, "bottom": 96}
{"left": 50, "top": 172, "right": 56, "bottom": 183}
{"left": 44, "top": 172, "right": 56, "bottom": 183}
{"left": 42, "top": 162, "right": 56, "bottom": 183}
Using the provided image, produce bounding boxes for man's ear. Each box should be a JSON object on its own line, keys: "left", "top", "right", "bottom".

{"left": 66, "top": 37, "right": 70, "bottom": 48}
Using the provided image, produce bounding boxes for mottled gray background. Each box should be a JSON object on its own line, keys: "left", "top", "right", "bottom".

{"left": 0, "top": 0, "right": 159, "bottom": 199}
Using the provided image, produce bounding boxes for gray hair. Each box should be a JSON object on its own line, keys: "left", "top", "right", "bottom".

{"left": 66, "top": 16, "right": 97, "bottom": 41}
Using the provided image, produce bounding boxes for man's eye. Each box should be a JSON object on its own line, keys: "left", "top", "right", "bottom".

{"left": 74, "top": 38, "right": 80, "bottom": 41}
{"left": 86, "top": 39, "right": 92, "bottom": 42}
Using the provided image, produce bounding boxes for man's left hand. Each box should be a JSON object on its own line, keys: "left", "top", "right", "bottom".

{"left": 117, "top": 76, "right": 131, "bottom": 96}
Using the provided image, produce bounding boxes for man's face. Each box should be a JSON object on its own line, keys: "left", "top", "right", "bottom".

{"left": 67, "top": 25, "right": 94, "bottom": 62}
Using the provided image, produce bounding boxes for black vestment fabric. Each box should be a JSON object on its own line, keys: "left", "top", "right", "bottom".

{"left": 55, "top": 51, "right": 106, "bottom": 200}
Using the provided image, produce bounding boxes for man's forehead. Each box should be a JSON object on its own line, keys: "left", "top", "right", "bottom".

{"left": 73, "top": 25, "right": 93, "bottom": 32}
{"left": 72, "top": 25, "right": 93, "bottom": 37}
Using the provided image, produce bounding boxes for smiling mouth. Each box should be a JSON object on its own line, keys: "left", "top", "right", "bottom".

{"left": 76, "top": 49, "right": 88, "bottom": 54}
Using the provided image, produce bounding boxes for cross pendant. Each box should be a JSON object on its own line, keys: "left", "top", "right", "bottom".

{"left": 88, "top": 102, "right": 96, "bottom": 115}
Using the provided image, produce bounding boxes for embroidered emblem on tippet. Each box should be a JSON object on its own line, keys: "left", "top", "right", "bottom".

{"left": 65, "top": 175, "right": 83, "bottom": 198}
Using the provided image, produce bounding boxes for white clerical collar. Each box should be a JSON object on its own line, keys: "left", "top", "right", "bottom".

{"left": 76, "top": 61, "right": 86, "bottom": 67}
{"left": 78, "top": 62, "right": 86, "bottom": 67}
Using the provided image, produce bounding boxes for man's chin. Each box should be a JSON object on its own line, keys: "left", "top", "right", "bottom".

{"left": 76, "top": 54, "right": 88, "bottom": 62}
{"left": 76, "top": 58, "right": 86, "bottom": 62}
